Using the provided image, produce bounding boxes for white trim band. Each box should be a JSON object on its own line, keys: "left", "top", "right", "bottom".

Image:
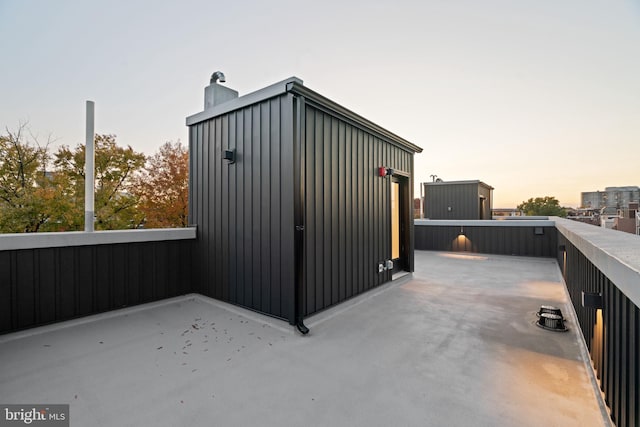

{"left": 414, "top": 219, "right": 555, "bottom": 227}
{"left": 0, "top": 227, "right": 196, "bottom": 251}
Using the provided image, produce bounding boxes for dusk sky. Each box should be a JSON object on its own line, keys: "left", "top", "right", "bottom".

{"left": 1, "top": 0, "right": 638, "bottom": 208}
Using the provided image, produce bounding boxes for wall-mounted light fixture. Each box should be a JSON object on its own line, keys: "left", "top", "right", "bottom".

{"left": 459, "top": 226, "right": 464, "bottom": 235}
{"left": 558, "top": 244, "right": 566, "bottom": 252}
{"left": 224, "top": 149, "right": 236, "bottom": 164}
{"left": 582, "top": 291, "right": 603, "bottom": 309}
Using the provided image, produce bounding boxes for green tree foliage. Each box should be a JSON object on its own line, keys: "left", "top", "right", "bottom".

{"left": 517, "top": 196, "right": 567, "bottom": 217}
{"left": 53, "top": 134, "right": 146, "bottom": 230}
{"left": 0, "top": 124, "right": 64, "bottom": 232}
{"left": 0, "top": 125, "right": 187, "bottom": 233}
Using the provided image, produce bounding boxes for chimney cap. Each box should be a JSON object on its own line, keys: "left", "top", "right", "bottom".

{"left": 210, "top": 71, "right": 226, "bottom": 84}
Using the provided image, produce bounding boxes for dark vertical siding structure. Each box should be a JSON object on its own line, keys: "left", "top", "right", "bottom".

{"left": 414, "top": 222, "right": 557, "bottom": 257}
{"left": 557, "top": 232, "right": 639, "bottom": 426}
{"left": 300, "top": 104, "right": 414, "bottom": 316}
{"left": 188, "top": 77, "right": 421, "bottom": 324}
{"left": 423, "top": 181, "right": 493, "bottom": 220}
{"left": 189, "top": 93, "right": 296, "bottom": 322}
{"left": 0, "top": 239, "right": 193, "bottom": 334}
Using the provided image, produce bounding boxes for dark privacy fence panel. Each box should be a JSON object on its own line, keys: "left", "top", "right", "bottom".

{"left": 301, "top": 105, "right": 414, "bottom": 316}
{"left": 0, "top": 240, "right": 193, "bottom": 334}
{"left": 414, "top": 225, "right": 557, "bottom": 257}
{"left": 189, "top": 94, "right": 296, "bottom": 322}
{"left": 558, "top": 235, "right": 639, "bottom": 427}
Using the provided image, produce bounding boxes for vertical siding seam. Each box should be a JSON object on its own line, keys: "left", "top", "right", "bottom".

{"left": 33, "top": 250, "right": 40, "bottom": 324}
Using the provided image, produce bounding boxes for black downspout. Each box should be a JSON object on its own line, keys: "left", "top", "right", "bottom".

{"left": 294, "top": 225, "right": 308, "bottom": 334}
{"left": 293, "top": 94, "right": 309, "bottom": 335}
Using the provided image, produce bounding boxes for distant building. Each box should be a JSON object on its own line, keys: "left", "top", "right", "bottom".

{"left": 581, "top": 186, "right": 639, "bottom": 210}
{"left": 566, "top": 208, "right": 600, "bottom": 227}
{"left": 567, "top": 203, "right": 640, "bottom": 235}
{"left": 611, "top": 202, "right": 639, "bottom": 235}
{"left": 422, "top": 180, "right": 493, "bottom": 220}
{"left": 413, "top": 198, "right": 421, "bottom": 219}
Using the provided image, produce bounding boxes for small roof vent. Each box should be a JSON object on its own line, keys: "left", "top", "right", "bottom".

{"left": 536, "top": 305, "right": 563, "bottom": 318}
{"left": 536, "top": 309, "right": 568, "bottom": 332}
{"left": 210, "top": 71, "right": 226, "bottom": 84}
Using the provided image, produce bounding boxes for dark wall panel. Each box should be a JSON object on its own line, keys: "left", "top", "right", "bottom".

{"left": 140, "top": 244, "right": 156, "bottom": 303}
{"left": 415, "top": 225, "right": 557, "bottom": 257}
{"left": 94, "top": 245, "right": 112, "bottom": 313}
{"left": 301, "top": 104, "right": 415, "bottom": 317}
{"left": 77, "top": 247, "right": 94, "bottom": 316}
{"left": 57, "top": 247, "right": 76, "bottom": 320}
{"left": 112, "top": 245, "right": 127, "bottom": 308}
{"left": 424, "top": 183, "right": 493, "bottom": 220}
{"left": 16, "top": 251, "right": 35, "bottom": 328}
{"left": 189, "top": 94, "right": 296, "bottom": 322}
{"left": 0, "top": 239, "right": 193, "bottom": 335}
{"left": 127, "top": 244, "right": 141, "bottom": 306}
{"left": 37, "top": 248, "right": 57, "bottom": 324}
{"left": 0, "top": 252, "right": 11, "bottom": 331}
{"left": 558, "top": 235, "right": 639, "bottom": 426}
{"left": 479, "top": 185, "right": 492, "bottom": 220}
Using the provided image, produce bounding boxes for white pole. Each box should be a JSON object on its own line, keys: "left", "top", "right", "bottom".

{"left": 85, "top": 101, "right": 95, "bottom": 232}
{"left": 420, "top": 182, "right": 424, "bottom": 219}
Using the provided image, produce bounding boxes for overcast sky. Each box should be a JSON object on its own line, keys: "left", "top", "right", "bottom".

{"left": 1, "top": 0, "right": 638, "bottom": 207}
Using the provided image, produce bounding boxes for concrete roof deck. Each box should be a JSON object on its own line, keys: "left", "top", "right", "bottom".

{"left": 0, "top": 251, "right": 609, "bottom": 426}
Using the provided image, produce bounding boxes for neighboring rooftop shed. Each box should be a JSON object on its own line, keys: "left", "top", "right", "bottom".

{"left": 423, "top": 180, "right": 493, "bottom": 220}
{"left": 186, "top": 75, "right": 423, "bottom": 330}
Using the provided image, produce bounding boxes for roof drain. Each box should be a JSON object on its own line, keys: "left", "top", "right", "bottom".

{"left": 536, "top": 313, "right": 568, "bottom": 331}
{"left": 536, "top": 305, "right": 563, "bottom": 318}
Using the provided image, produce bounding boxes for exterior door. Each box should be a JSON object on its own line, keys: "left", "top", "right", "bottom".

{"left": 391, "top": 177, "right": 408, "bottom": 274}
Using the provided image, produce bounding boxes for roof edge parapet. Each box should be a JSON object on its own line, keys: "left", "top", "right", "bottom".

{"left": 424, "top": 180, "right": 494, "bottom": 189}
{"left": 553, "top": 217, "right": 640, "bottom": 309}
{"left": 286, "top": 81, "right": 422, "bottom": 153}
{"left": 0, "top": 227, "right": 196, "bottom": 251}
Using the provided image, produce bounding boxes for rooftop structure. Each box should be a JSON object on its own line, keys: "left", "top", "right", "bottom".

{"left": 422, "top": 180, "right": 494, "bottom": 220}
{"left": 187, "top": 76, "right": 422, "bottom": 331}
